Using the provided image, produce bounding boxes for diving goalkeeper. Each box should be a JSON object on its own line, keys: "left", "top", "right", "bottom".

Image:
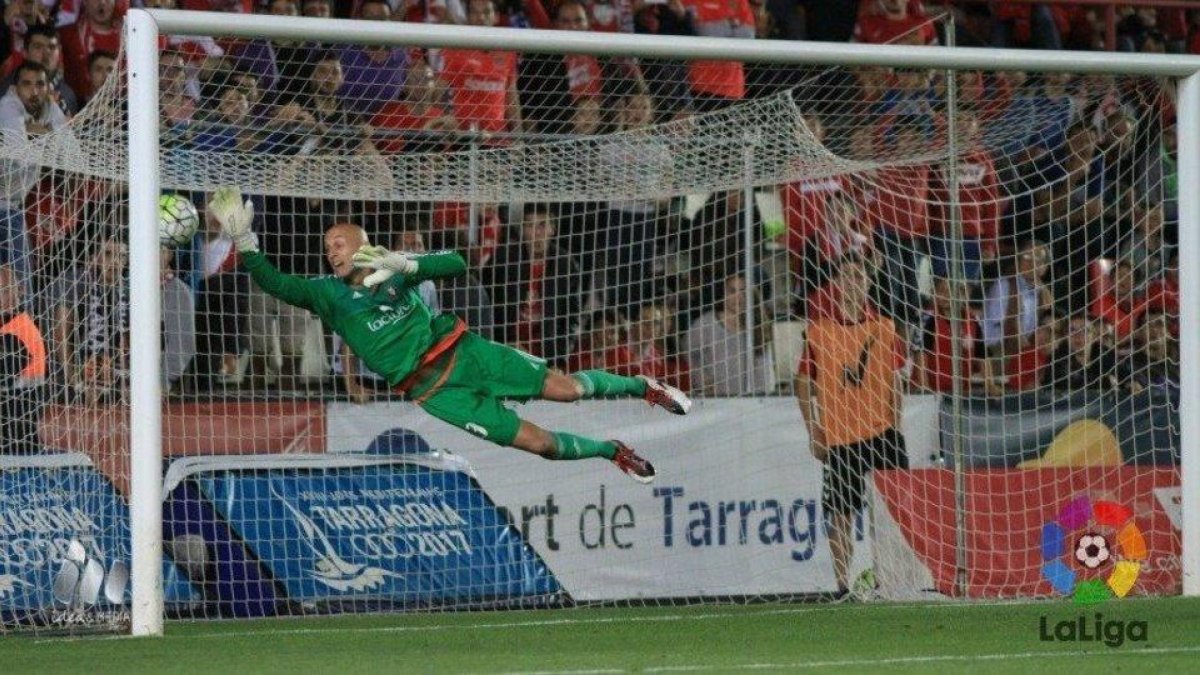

{"left": 210, "top": 187, "right": 689, "bottom": 483}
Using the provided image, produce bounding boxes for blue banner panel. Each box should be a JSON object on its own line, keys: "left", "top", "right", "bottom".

{"left": 191, "top": 460, "right": 560, "bottom": 610}
{"left": 0, "top": 462, "right": 199, "bottom": 628}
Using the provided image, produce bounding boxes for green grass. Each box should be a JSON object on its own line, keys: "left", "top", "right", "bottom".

{"left": 5, "top": 597, "right": 1200, "bottom": 673}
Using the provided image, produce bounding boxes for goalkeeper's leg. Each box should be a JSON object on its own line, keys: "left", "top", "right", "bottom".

{"left": 542, "top": 370, "right": 692, "bottom": 415}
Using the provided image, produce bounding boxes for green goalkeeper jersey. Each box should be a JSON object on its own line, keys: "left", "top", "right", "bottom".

{"left": 242, "top": 249, "right": 467, "bottom": 386}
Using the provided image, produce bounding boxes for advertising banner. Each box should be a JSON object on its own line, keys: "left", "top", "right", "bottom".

{"left": 0, "top": 454, "right": 198, "bottom": 628}
{"left": 326, "top": 397, "right": 941, "bottom": 599}
{"left": 872, "top": 467, "right": 1181, "bottom": 599}
{"left": 170, "top": 454, "right": 560, "bottom": 612}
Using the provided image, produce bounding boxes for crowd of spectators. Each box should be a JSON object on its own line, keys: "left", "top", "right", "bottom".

{"left": 0, "top": 0, "right": 1186, "bottom": 409}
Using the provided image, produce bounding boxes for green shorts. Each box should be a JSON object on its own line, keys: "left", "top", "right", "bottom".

{"left": 409, "top": 332, "right": 549, "bottom": 446}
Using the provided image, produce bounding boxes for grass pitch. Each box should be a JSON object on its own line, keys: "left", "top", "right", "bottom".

{"left": 4, "top": 597, "right": 1200, "bottom": 673}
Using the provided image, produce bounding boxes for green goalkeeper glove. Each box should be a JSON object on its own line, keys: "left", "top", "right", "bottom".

{"left": 208, "top": 186, "right": 258, "bottom": 252}
{"left": 351, "top": 244, "right": 419, "bottom": 288}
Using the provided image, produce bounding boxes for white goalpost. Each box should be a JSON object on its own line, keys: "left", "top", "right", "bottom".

{"left": 0, "top": 6, "right": 1194, "bottom": 637}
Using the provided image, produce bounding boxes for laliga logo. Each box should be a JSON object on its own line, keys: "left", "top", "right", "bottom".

{"left": 1040, "top": 494, "right": 1147, "bottom": 604}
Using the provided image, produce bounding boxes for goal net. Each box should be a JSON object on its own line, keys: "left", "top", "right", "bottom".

{"left": 0, "top": 11, "right": 1184, "bottom": 632}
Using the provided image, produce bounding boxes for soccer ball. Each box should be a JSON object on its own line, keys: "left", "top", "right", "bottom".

{"left": 159, "top": 194, "right": 199, "bottom": 247}
{"left": 1075, "top": 533, "right": 1111, "bottom": 570}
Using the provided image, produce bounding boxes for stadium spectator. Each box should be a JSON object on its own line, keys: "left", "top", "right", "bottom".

{"left": 782, "top": 115, "right": 845, "bottom": 271}
{"left": 1042, "top": 313, "right": 1116, "bottom": 392}
{"left": 1122, "top": 203, "right": 1171, "bottom": 290}
{"left": 1144, "top": 250, "right": 1178, "bottom": 320}
{"left": 59, "top": 0, "right": 122, "bottom": 102}
{"left": 868, "top": 117, "right": 931, "bottom": 326}
{"left": 629, "top": 301, "right": 690, "bottom": 392}
{"left": 371, "top": 58, "right": 455, "bottom": 153}
{"left": 2, "top": 0, "right": 52, "bottom": 76}
{"left": 339, "top": 0, "right": 407, "bottom": 116}
{"left": 1002, "top": 311, "right": 1057, "bottom": 393}
{"left": 2, "top": 24, "right": 77, "bottom": 115}
{"left": 192, "top": 73, "right": 289, "bottom": 152}
{"left": 0, "top": 61, "right": 68, "bottom": 294}
{"left": 795, "top": 253, "right": 905, "bottom": 599}
{"left": 483, "top": 203, "right": 581, "bottom": 365}
{"left": 990, "top": 2, "right": 1067, "bottom": 50}
{"left": 1121, "top": 311, "right": 1177, "bottom": 396}
{"left": 929, "top": 110, "right": 999, "bottom": 283}
{"left": 685, "top": 274, "right": 772, "bottom": 396}
{"left": 159, "top": 51, "right": 197, "bottom": 128}
{"left": 600, "top": 80, "right": 672, "bottom": 309}
{"left": 913, "top": 276, "right": 980, "bottom": 394}
{"left": 631, "top": 0, "right": 695, "bottom": 120}
{"left": 54, "top": 236, "right": 127, "bottom": 405}
{"left": 302, "top": 0, "right": 331, "bottom": 18}
{"left": 519, "top": 0, "right": 606, "bottom": 136}
{"left": 83, "top": 49, "right": 116, "bottom": 107}
{"left": 982, "top": 240, "right": 1053, "bottom": 355}
{"left": 160, "top": 246, "right": 196, "bottom": 393}
{"left": 853, "top": 0, "right": 936, "bottom": 46}
{"left": 1091, "top": 258, "right": 1147, "bottom": 349}
{"left": 567, "top": 308, "right": 636, "bottom": 375}
{"left": 680, "top": 0, "right": 753, "bottom": 111}
{"left": 0, "top": 263, "right": 45, "bottom": 454}
{"left": 432, "top": 0, "right": 522, "bottom": 135}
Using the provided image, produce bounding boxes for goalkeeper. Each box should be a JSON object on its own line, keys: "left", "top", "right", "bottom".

{"left": 210, "top": 187, "right": 689, "bottom": 483}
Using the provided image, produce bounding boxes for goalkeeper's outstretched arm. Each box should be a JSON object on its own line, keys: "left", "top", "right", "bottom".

{"left": 351, "top": 246, "right": 467, "bottom": 289}
{"left": 209, "top": 186, "right": 317, "bottom": 311}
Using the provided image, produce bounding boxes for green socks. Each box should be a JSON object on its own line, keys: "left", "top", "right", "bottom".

{"left": 572, "top": 370, "right": 647, "bottom": 398}
{"left": 551, "top": 432, "right": 617, "bottom": 461}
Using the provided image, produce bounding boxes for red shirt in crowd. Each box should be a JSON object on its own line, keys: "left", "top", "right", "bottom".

{"left": 567, "top": 343, "right": 638, "bottom": 376}
{"left": 1144, "top": 275, "right": 1178, "bottom": 316}
{"left": 1005, "top": 343, "right": 1047, "bottom": 392}
{"left": 370, "top": 102, "right": 449, "bottom": 153}
{"left": 564, "top": 54, "right": 603, "bottom": 101}
{"left": 60, "top": 18, "right": 122, "bottom": 101}
{"left": 782, "top": 176, "right": 845, "bottom": 262}
{"left": 931, "top": 149, "right": 1000, "bottom": 255}
{"left": 633, "top": 343, "right": 691, "bottom": 392}
{"left": 869, "top": 165, "right": 931, "bottom": 239}
{"left": 853, "top": 6, "right": 937, "bottom": 45}
{"left": 435, "top": 48, "right": 518, "bottom": 133}
{"left": 682, "top": 0, "right": 753, "bottom": 100}
{"left": 1092, "top": 291, "right": 1148, "bottom": 343}
{"left": 915, "top": 312, "right": 978, "bottom": 393}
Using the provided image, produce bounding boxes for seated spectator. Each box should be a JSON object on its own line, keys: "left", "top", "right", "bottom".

{"left": 1000, "top": 312, "right": 1057, "bottom": 393}
{"left": 982, "top": 239, "right": 1053, "bottom": 355}
{"left": 301, "top": 0, "right": 332, "bottom": 18}
{"left": 632, "top": 0, "right": 695, "bottom": 120}
{"left": 929, "top": 110, "right": 999, "bottom": 283}
{"left": 0, "top": 263, "right": 45, "bottom": 454}
{"left": 629, "top": 301, "right": 690, "bottom": 392}
{"left": 913, "top": 276, "right": 981, "bottom": 394}
{"left": 59, "top": 0, "right": 122, "bottom": 103}
{"left": 2, "top": 0, "right": 52, "bottom": 77}
{"left": 1091, "top": 259, "right": 1147, "bottom": 349}
{"left": 0, "top": 61, "right": 69, "bottom": 294}
{"left": 54, "top": 236, "right": 127, "bottom": 405}
{"left": 160, "top": 51, "right": 197, "bottom": 129}
{"left": 371, "top": 58, "right": 456, "bottom": 154}
{"left": 567, "top": 309, "right": 637, "bottom": 375}
{"left": 191, "top": 73, "right": 269, "bottom": 152}
{"left": 293, "top": 50, "right": 368, "bottom": 152}
{"left": 82, "top": 49, "right": 116, "bottom": 108}
{"left": 853, "top": 0, "right": 936, "bottom": 46}
{"left": 339, "top": 0, "right": 407, "bottom": 116}
{"left": 483, "top": 203, "right": 581, "bottom": 365}
{"left": 1144, "top": 251, "right": 1178, "bottom": 319}
{"left": 160, "top": 246, "right": 196, "bottom": 393}
{"left": 432, "top": 0, "right": 522, "bottom": 135}
{"left": 1122, "top": 203, "right": 1171, "bottom": 290}
{"left": 681, "top": 0, "right": 753, "bottom": 111}
{"left": 1120, "top": 311, "right": 1177, "bottom": 396}
{"left": 1042, "top": 313, "right": 1116, "bottom": 392}
{"left": 685, "top": 274, "right": 772, "bottom": 396}
{"left": 519, "top": 0, "right": 607, "bottom": 136}
{"left": 2, "top": 24, "right": 77, "bottom": 115}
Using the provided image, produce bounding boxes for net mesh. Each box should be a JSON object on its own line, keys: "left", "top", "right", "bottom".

{"left": 0, "top": 12, "right": 1182, "bottom": 632}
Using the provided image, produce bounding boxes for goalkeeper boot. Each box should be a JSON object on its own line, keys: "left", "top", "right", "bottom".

{"left": 611, "top": 442, "right": 656, "bottom": 484}
{"left": 639, "top": 376, "right": 692, "bottom": 415}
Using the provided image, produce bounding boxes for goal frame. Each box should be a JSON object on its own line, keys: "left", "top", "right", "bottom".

{"left": 124, "top": 7, "right": 1200, "bottom": 636}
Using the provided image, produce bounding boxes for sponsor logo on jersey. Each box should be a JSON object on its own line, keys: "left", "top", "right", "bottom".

{"left": 464, "top": 422, "right": 489, "bottom": 438}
